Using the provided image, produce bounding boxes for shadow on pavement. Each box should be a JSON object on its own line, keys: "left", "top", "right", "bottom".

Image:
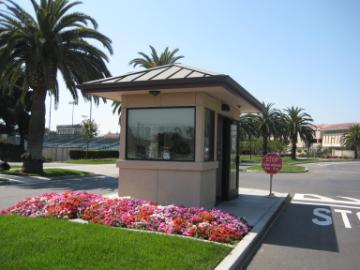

{"left": 263, "top": 203, "right": 339, "bottom": 252}
{"left": 9, "top": 175, "right": 117, "bottom": 192}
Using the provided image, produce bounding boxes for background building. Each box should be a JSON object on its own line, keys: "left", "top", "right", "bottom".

{"left": 298, "top": 122, "right": 359, "bottom": 158}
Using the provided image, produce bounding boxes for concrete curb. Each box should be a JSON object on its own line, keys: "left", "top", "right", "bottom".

{"left": 214, "top": 194, "right": 291, "bottom": 270}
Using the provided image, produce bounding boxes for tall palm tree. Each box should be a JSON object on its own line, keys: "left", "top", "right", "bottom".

{"left": 342, "top": 124, "right": 360, "bottom": 159}
{"left": 284, "top": 106, "right": 314, "bottom": 160}
{"left": 239, "top": 114, "right": 258, "bottom": 158}
{"left": 0, "top": 0, "right": 112, "bottom": 173}
{"left": 129, "top": 45, "right": 184, "bottom": 69}
{"left": 252, "top": 103, "right": 283, "bottom": 155}
{"left": 111, "top": 46, "right": 184, "bottom": 121}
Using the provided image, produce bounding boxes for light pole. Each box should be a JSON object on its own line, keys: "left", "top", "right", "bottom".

{"left": 69, "top": 101, "right": 77, "bottom": 126}
{"left": 48, "top": 92, "right": 52, "bottom": 131}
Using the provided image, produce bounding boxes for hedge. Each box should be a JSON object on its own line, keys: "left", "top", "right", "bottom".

{"left": 0, "top": 143, "right": 25, "bottom": 161}
{"left": 69, "top": 150, "right": 119, "bottom": 160}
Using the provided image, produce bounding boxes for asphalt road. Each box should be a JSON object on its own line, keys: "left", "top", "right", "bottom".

{"left": 244, "top": 161, "right": 360, "bottom": 270}
{"left": 0, "top": 163, "right": 118, "bottom": 209}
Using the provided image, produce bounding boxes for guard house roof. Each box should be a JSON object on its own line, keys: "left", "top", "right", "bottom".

{"left": 78, "top": 64, "right": 264, "bottom": 112}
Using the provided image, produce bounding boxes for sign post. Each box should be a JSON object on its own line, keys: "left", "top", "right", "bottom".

{"left": 261, "top": 153, "right": 283, "bottom": 196}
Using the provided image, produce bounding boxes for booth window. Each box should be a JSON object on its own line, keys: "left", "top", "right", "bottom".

{"left": 204, "top": 108, "right": 215, "bottom": 161}
{"left": 126, "top": 107, "right": 195, "bottom": 161}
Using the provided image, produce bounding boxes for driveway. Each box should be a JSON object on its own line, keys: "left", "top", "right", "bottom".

{"left": 244, "top": 161, "right": 360, "bottom": 270}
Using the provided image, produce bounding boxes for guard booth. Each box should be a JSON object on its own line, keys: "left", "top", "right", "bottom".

{"left": 78, "top": 64, "right": 262, "bottom": 207}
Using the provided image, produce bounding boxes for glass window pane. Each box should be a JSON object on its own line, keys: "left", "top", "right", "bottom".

{"left": 126, "top": 107, "right": 195, "bottom": 161}
{"left": 204, "top": 108, "right": 215, "bottom": 161}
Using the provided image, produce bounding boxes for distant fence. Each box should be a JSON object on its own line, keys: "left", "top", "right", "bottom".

{"left": 42, "top": 147, "right": 80, "bottom": 161}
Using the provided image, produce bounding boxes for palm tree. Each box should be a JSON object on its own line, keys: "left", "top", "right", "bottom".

{"left": 129, "top": 45, "right": 184, "bottom": 69}
{"left": 283, "top": 106, "right": 314, "bottom": 160}
{"left": 252, "top": 103, "right": 283, "bottom": 155}
{"left": 111, "top": 46, "right": 184, "bottom": 121}
{"left": 0, "top": 0, "right": 112, "bottom": 173}
{"left": 342, "top": 124, "right": 360, "bottom": 159}
{"left": 239, "top": 114, "right": 258, "bottom": 159}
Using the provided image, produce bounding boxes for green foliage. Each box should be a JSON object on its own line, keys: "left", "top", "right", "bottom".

{"left": 0, "top": 0, "right": 113, "bottom": 171}
{"left": 0, "top": 142, "right": 25, "bottom": 161}
{"left": 283, "top": 106, "right": 314, "bottom": 160}
{"left": 69, "top": 150, "right": 119, "bottom": 160}
{"left": 342, "top": 124, "right": 360, "bottom": 159}
{"left": 81, "top": 119, "right": 98, "bottom": 140}
{"left": 1, "top": 168, "right": 90, "bottom": 177}
{"left": 247, "top": 164, "right": 306, "bottom": 173}
{"left": 66, "top": 158, "right": 117, "bottom": 164}
{"left": 129, "top": 45, "right": 184, "bottom": 68}
{"left": 0, "top": 215, "right": 230, "bottom": 270}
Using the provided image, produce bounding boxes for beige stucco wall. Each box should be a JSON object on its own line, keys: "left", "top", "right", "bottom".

{"left": 117, "top": 92, "right": 241, "bottom": 207}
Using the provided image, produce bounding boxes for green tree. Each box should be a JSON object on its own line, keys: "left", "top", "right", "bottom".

{"left": 0, "top": 0, "right": 112, "bottom": 173}
{"left": 239, "top": 114, "right": 258, "bottom": 158}
{"left": 252, "top": 103, "right": 283, "bottom": 156}
{"left": 129, "top": 45, "right": 184, "bottom": 69}
{"left": 342, "top": 124, "right": 360, "bottom": 159}
{"left": 81, "top": 119, "right": 98, "bottom": 156}
{"left": 283, "top": 106, "right": 314, "bottom": 160}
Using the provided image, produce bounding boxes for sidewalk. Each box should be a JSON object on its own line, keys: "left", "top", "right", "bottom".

{"left": 216, "top": 188, "right": 289, "bottom": 270}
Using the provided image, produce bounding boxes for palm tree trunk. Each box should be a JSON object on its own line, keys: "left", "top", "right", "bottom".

{"left": 22, "top": 88, "right": 47, "bottom": 173}
{"left": 262, "top": 136, "right": 268, "bottom": 156}
{"left": 291, "top": 139, "right": 297, "bottom": 160}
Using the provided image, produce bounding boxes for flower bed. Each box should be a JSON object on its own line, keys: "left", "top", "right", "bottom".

{"left": 0, "top": 192, "right": 251, "bottom": 243}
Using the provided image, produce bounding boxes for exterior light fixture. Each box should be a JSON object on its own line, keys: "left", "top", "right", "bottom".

{"left": 221, "top": 103, "right": 230, "bottom": 111}
{"left": 149, "top": 90, "right": 160, "bottom": 96}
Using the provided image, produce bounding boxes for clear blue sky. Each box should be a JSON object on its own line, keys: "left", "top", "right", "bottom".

{"left": 21, "top": 0, "right": 360, "bottom": 134}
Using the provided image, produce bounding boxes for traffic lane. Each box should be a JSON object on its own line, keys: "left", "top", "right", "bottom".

{"left": 0, "top": 176, "right": 117, "bottom": 209}
{"left": 239, "top": 161, "right": 360, "bottom": 195}
{"left": 248, "top": 202, "right": 359, "bottom": 270}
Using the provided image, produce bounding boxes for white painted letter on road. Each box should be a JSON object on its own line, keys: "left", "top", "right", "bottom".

{"left": 334, "top": 209, "right": 352, "bottom": 229}
{"left": 312, "top": 208, "right": 332, "bottom": 226}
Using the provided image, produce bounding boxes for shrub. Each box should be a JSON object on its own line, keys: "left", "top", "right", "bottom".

{"left": 0, "top": 143, "right": 24, "bottom": 161}
{"left": 69, "top": 150, "right": 119, "bottom": 159}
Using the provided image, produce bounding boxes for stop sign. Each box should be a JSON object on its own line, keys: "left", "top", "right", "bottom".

{"left": 261, "top": 153, "right": 283, "bottom": 174}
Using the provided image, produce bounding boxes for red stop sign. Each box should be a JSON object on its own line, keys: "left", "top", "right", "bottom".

{"left": 261, "top": 153, "right": 283, "bottom": 174}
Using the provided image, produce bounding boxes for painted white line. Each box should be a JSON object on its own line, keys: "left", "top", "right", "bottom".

{"left": 357, "top": 212, "right": 360, "bottom": 222}
{"left": 334, "top": 209, "right": 352, "bottom": 229}
{"left": 291, "top": 201, "right": 360, "bottom": 210}
{"left": 337, "top": 196, "right": 360, "bottom": 203}
{"left": 293, "top": 193, "right": 360, "bottom": 206}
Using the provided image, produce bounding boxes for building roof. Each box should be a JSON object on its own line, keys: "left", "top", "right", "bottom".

{"left": 78, "top": 64, "right": 264, "bottom": 112}
{"left": 315, "top": 123, "right": 359, "bottom": 131}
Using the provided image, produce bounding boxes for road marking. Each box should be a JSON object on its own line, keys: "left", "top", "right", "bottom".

{"left": 357, "top": 212, "right": 360, "bottom": 222}
{"left": 291, "top": 201, "right": 360, "bottom": 210}
{"left": 334, "top": 209, "right": 352, "bottom": 229}
{"left": 312, "top": 208, "right": 332, "bottom": 226}
{"left": 293, "top": 193, "right": 360, "bottom": 206}
{"left": 337, "top": 196, "right": 360, "bottom": 203}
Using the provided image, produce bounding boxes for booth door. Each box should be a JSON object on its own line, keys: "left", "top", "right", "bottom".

{"left": 216, "top": 116, "right": 239, "bottom": 201}
{"left": 227, "top": 121, "right": 240, "bottom": 199}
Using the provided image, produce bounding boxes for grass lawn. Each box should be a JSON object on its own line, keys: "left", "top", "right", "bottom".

{"left": 0, "top": 215, "right": 231, "bottom": 270}
{"left": 247, "top": 164, "right": 307, "bottom": 173}
{"left": 66, "top": 158, "right": 118, "bottom": 164}
{"left": 1, "top": 168, "right": 90, "bottom": 178}
{"left": 240, "top": 155, "right": 319, "bottom": 165}
{"left": 0, "top": 177, "right": 10, "bottom": 184}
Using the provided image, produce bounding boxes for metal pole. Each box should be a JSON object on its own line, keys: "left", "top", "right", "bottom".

{"left": 269, "top": 174, "right": 274, "bottom": 197}
{"left": 48, "top": 93, "right": 52, "bottom": 131}
{"left": 71, "top": 103, "right": 74, "bottom": 126}
{"left": 89, "top": 99, "right": 93, "bottom": 122}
